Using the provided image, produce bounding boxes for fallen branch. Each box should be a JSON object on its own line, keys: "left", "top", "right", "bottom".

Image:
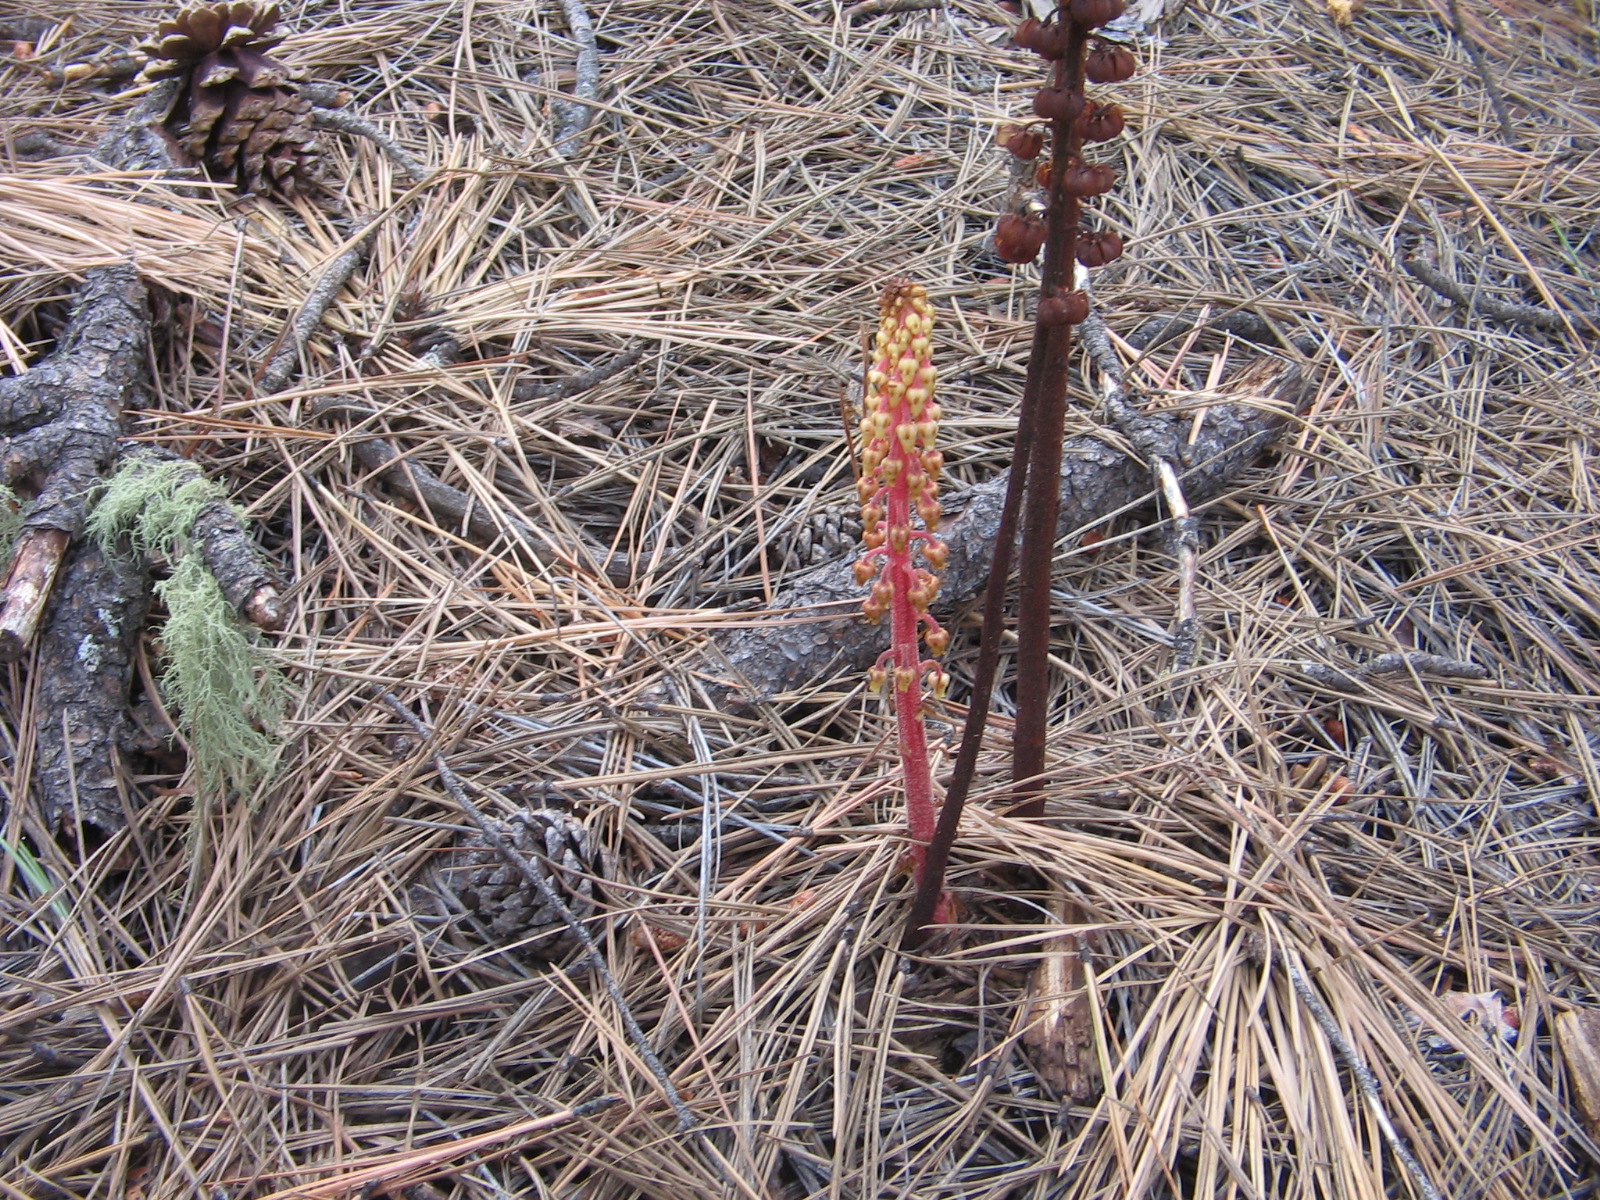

{"left": 33, "top": 538, "right": 149, "bottom": 832}
{"left": 0, "top": 266, "right": 148, "bottom": 661}
{"left": 375, "top": 691, "right": 698, "bottom": 1133}
{"left": 698, "top": 372, "right": 1300, "bottom": 708}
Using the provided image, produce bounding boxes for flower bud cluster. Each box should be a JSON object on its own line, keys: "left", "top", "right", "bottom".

{"left": 854, "top": 280, "right": 950, "bottom": 698}
{"left": 992, "top": 0, "right": 1135, "bottom": 319}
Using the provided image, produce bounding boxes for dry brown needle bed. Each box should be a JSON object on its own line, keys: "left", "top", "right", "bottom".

{"left": 0, "top": 0, "right": 1597, "bottom": 1197}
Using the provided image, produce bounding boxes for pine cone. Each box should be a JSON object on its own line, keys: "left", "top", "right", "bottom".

{"left": 443, "top": 809, "right": 600, "bottom": 955}
{"left": 141, "top": 3, "right": 319, "bottom": 196}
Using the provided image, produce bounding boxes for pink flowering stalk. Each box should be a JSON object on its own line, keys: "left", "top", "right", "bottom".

{"left": 854, "top": 280, "right": 953, "bottom": 915}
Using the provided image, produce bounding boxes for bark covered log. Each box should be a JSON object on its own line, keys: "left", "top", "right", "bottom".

{"left": 0, "top": 265, "right": 148, "bottom": 661}
{"left": 34, "top": 539, "right": 151, "bottom": 832}
{"left": 698, "top": 364, "right": 1302, "bottom": 708}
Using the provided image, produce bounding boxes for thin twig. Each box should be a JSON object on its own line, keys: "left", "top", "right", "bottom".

{"left": 514, "top": 344, "right": 643, "bottom": 401}
{"left": 257, "top": 225, "right": 376, "bottom": 394}
{"left": 1441, "top": 0, "right": 1516, "bottom": 145}
{"left": 311, "top": 394, "right": 626, "bottom": 579}
{"left": 1290, "top": 966, "right": 1446, "bottom": 1200}
{"left": 312, "top": 106, "right": 430, "bottom": 184}
{"left": 553, "top": 0, "right": 602, "bottom": 158}
{"left": 1402, "top": 254, "right": 1591, "bottom": 331}
{"left": 843, "top": 0, "right": 945, "bottom": 18}
{"left": 1300, "top": 651, "right": 1489, "bottom": 692}
{"left": 1081, "top": 312, "right": 1203, "bottom": 678}
{"left": 375, "top": 691, "right": 699, "bottom": 1133}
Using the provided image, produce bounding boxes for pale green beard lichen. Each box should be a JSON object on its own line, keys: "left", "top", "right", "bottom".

{"left": 89, "top": 455, "right": 285, "bottom": 798}
{"left": 0, "top": 484, "right": 25, "bottom": 559}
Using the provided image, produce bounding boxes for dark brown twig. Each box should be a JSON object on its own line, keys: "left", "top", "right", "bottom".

{"left": 513, "top": 344, "right": 643, "bottom": 401}
{"left": 1402, "top": 254, "right": 1593, "bottom": 332}
{"left": 1441, "top": 0, "right": 1516, "bottom": 146}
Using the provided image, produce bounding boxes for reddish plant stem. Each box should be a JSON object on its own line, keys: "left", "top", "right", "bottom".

{"left": 1012, "top": 31, "right": 1089, "bottom": 818}
{"left": 886, "top": 489, "right": 939, "bottom": 863}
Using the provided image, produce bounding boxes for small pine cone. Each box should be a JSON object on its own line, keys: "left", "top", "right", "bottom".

{"left": 444, "top": 808, "right": 600, "bottom": 955}
{"left": 141, "top": 3, "right": 319, "bottom": 196}
{"left": 792, "top": 505, "right": 863, "bottom": 568}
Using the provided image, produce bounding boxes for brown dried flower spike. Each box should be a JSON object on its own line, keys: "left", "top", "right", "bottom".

{"left": 910, "top": 0, "right": 1135, "bottom": 946}
{"left": 141, "top": 2, "right": 319, "bottom": 196}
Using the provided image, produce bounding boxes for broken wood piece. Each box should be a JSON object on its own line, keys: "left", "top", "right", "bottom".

{"left": 1555, "top": 1009, "right": 1600, "bottom": 1144}
{"left": 1019, "top": 895, "right": 1098, "bottom": 1102}
{"left": 0, "top": 529, "right": 71, "bottom": 661}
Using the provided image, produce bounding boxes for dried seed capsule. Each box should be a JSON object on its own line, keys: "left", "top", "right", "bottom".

{"left": 1014, "top": 16, "right": 1070, "bottom": 56}
{"left": 1013, "top": 17, "right": 1048, "bottom": 50}
{"left": 1076, "top": 230, "right": 1124, "bottom": 267}
{"left": 1067, "top": 0, "right": 1125, "bottom": 28}
{"left": 1033, "top": 87, "right": 1085, "bottom": 122}
{"left": 1080, "top": 102, "right": 1126, "bottom": 143}
{"left": 854, "top": 558, "right": 876, "bottom": 585}
{"left": 1085, "top": 42, "right": 1137, "bottom": 83}
{"left": 1038, "top": 291, "right": 1091, "bottom": 326}
{"left": 1063, "top": 161, "right": 1117, "bottom": 196}
{"left": 1002, "top": 126, "right": 1046, "bottom": 161}
{"left": 994, "top": 212, "right": 1047, "bottom": 264}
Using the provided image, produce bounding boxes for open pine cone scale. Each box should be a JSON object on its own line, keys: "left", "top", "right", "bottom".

{"left": 141, "top": 2, "right": 318, "bottom": 196}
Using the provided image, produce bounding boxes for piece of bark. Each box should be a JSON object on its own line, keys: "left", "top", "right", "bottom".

{"left": 698, "top": 367, "right": 1300, "bottom": 707}
{"left": 33, "top": 538, "right": 151, "bottom": 833}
